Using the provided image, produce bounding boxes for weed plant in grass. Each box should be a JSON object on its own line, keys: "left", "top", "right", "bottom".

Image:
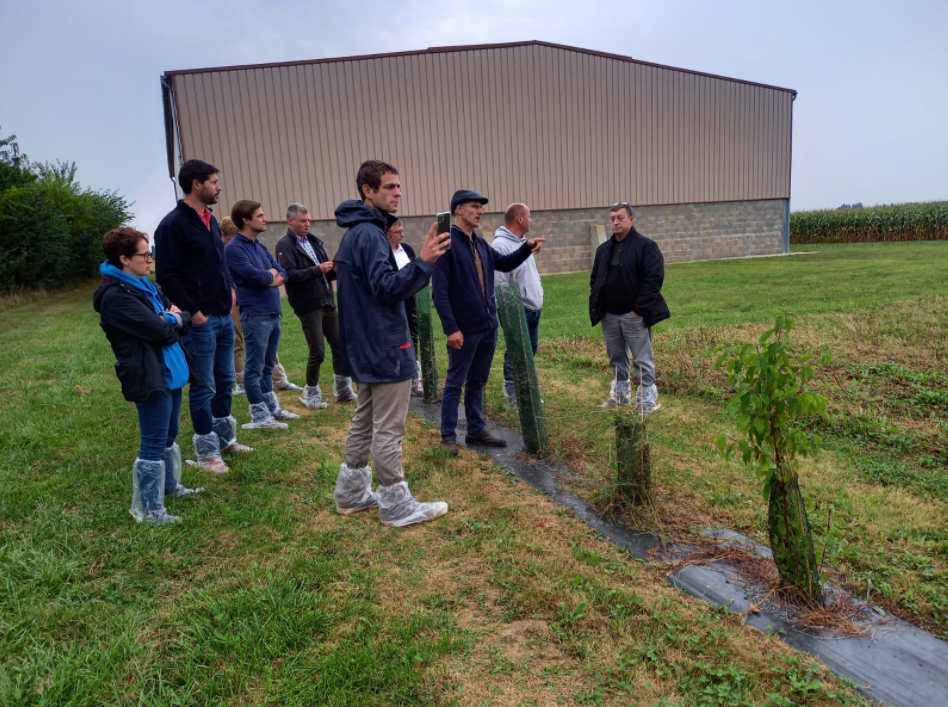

{"left": 0, "top": 284, "right": 870, "bottom": 705}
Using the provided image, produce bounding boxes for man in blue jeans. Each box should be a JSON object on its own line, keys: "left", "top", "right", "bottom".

{"left": 156, "top": 159, "right": 251, "bottom": 473}
{"left": 492, "top": 203, "right": 544, "bottom": 411}
{"left": 432, "top": 190, "right": 545, "bottom": 456}
{"left": 225, "top": 200, "right": 299, "bottom": 430}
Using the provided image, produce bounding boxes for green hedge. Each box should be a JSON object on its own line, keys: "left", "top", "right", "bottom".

{"left": 790, "top": 201, "right": 948, "bottom": 244}
{"left": 0, "top": 133, "right": 129, "bottom": 294}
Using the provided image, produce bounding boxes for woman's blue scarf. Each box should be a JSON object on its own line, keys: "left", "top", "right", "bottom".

{"left": 100, "top": 261, "right": 189, "bottom": 390}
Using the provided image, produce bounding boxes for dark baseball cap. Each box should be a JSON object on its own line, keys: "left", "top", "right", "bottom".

{"left": 450, "top": 189, "right": 489, "bottom": 215}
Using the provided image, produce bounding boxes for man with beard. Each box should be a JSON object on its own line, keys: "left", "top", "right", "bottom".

{"left": 225, "top": 200, "right": 298, "bottom": 430}
{"left": 155, "top": 159, "right": 251, "bottom": 473}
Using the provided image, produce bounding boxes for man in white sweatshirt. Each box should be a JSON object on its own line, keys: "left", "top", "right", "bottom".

{"left": 492, "top": 203, "right": 544, "bottom": 410}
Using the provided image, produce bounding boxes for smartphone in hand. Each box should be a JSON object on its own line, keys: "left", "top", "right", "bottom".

{"left": 436, "top": 211, "right": 452, "bottom": 249}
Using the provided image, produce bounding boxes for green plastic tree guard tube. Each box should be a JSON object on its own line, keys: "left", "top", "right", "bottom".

{"left": 495, "top": 281, "right": 547, "bottom": 453}
{"left": 414, "top": 287, "right": 440, "bottom": 403}
{"left": 615, "top": 415, "right": 651, "bottom": 506}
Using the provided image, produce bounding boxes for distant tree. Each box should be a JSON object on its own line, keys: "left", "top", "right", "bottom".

{"left": 0, "top": 128, "right": 131, "bottom": 293}
{"left": 0, "top": 130, "right": 37, "bottom": 192}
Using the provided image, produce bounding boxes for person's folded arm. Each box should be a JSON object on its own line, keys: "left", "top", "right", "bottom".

{"left": 102, "top": 291, "right": 180, "bottom": 346}
{"left": 227, "top": 243, "right": 274, "bottom": 288}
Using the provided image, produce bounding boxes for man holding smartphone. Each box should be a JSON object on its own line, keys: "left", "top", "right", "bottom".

{"left": 331, "top": 160, "right": 452, "bottom": 528}
{"left": 432, "top": 190, "right": 545, "bottom": 456}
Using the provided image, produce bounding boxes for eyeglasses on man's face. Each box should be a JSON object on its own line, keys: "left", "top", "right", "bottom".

{"left": 130, "top": 251, "right": 154, "bottom": 261}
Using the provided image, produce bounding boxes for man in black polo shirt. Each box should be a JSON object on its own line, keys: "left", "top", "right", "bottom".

{"left": 155, "top": 159, "right": 251, "bottom": 473}
{"left": 588, "top": 202, "right": 670, "bottom": 412}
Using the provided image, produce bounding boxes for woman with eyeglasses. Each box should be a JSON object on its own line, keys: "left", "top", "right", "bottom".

{"left": 93, "top": 227, "right": 203, "bottom": 525}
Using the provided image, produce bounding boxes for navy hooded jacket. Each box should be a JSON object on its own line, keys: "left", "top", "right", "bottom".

{"left": 334, "top": 200, "right": 434, "bottom": 383}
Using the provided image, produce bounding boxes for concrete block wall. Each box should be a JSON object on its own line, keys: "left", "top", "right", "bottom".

{"left": 258, "top": 199, "right": 787, "bottom": 273}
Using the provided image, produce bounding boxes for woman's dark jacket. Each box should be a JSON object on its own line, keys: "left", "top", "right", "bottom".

{"left": 275, "top": 229, "right": 337, "bottom": 315}
{"left": 93, "top": 278, "right": 195, "bottom": 402}
{"left": 589, "top": 227, "right": 671, "bottom": 328}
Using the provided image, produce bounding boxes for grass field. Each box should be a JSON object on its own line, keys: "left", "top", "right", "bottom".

{"left": 2, "top": 242, "right": 945, "bottom": 705}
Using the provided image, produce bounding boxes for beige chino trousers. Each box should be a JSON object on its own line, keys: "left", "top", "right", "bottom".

{"left": 344, "top": 379, "right": 412, "bottom": 487}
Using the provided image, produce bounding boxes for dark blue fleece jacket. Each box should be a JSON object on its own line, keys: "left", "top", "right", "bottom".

{"left": 225, "top": 233, "right": 286, "bottom": 318}
{"left": 432, "top": 226, "right": 533, "bottom": 336}
{"left": 334, "top": 200, "right": 434, "bottom": 383}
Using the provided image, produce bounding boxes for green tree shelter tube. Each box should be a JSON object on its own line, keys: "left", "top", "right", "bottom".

{"left": 616, "top": 415, "right": 651, "bottom": 506}
{"left": 414, "top": 287, "right": 441, "bottom": 403}
{"left": 495, "top": 281, "right": 547, "bottom": 453}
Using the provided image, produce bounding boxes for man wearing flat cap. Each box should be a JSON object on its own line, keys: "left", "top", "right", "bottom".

{"left": 432, "top": 190, "right": 546, "bottom": 456}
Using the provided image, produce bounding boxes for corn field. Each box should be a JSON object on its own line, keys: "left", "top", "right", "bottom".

{"left": 791, "top": 201, "right": 948, "bottom": 244}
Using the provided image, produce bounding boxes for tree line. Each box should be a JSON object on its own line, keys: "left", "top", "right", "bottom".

{"left": 0, "top": 128, "right": 131, "bottom": 294}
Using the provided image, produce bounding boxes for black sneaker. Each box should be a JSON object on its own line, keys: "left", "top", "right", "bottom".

{"left": 440, "top": 439, "right": 459, "bottom": 457}
{"left": 464, "top": 432, "right": 507, "bottom": 448}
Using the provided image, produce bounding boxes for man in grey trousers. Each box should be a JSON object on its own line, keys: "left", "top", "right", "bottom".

{"left": 493, "top": 203, "right": 544, "bottom": 410}
{"left": 588, "top": 202, "right": 670, "bottom": 412}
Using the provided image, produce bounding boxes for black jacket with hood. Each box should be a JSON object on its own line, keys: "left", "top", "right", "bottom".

{"left": 275, "top": 228, "right": 337, "bottom": 314}
{"left": 589, "top": 226, "right": 671, "bottom": 328}
{"left": 93, "top": 277, "right": 197, "bottom": 402}
{"left": 333, "top": 200, "right": 433, "bottom": 383}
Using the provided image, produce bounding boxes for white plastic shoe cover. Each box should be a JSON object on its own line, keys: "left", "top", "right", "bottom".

{"left": 300, "top": 385, "right": 329, "bottom": 410}
{"left": 377, "top": 481, "right": 448, "bottom": 528}
{"left": 163, "top": 444, "right": 204, "bottom": 498}
{"left": 243, "top": 402, "right": 288, "bottom": 429}
{"left": 265, "top": 391, "right": 299, "bottom": 420}
{"left": 503, "top": 380, "right": 519, "bottom": 410}
{"left": 194, "top": 431, "right": 222, "bottom": 461}
{"left": 145, "top": 507, "right": 181, "bottom": 525}
{"left": 212, "top": 416, "right": 238, "bottom": 448}
{"left": 636, "top": 384, "right": 660, "bottom": 413}
{"left": 130, "top": 458, "right": 165, "bottom": 523}
{"left": 163, "top": 443, "right": 183, "bottom": 487}
{"left": 600, "top": 380, "right": 618, "bottom": 407}
{"left": 616, "top": 380, "right": 633, "bottom": 405}
{"left": 333, "top": 374, "right": 357, "bottom": 402}
{"left": 411, "top": 360, "right": 424, "bottom": 396}
{"left": 333, "top": 463, "right": 379, "bottom": 515}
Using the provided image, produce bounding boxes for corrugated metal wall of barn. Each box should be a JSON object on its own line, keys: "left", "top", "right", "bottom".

{"left": 167, "top": 42, "right": 793, "bottom": 222}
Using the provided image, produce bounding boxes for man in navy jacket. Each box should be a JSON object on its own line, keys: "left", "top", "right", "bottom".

{"left": 332, "top": 159, "right": 451, "bottom": 528}
{"left": 432, "top": 190, "right": 545, "bottom": 456}
{"left": 156, "top": 159, "right": 249, "bottom": 474}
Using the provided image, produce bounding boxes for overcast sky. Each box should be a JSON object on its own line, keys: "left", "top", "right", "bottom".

{"left": 2, "top": 0, "right": 945, "bottom": 232}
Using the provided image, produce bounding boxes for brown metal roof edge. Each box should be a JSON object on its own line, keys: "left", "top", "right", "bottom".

{"left": 163, "top": 39, "right": 797, "bottom": 96}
